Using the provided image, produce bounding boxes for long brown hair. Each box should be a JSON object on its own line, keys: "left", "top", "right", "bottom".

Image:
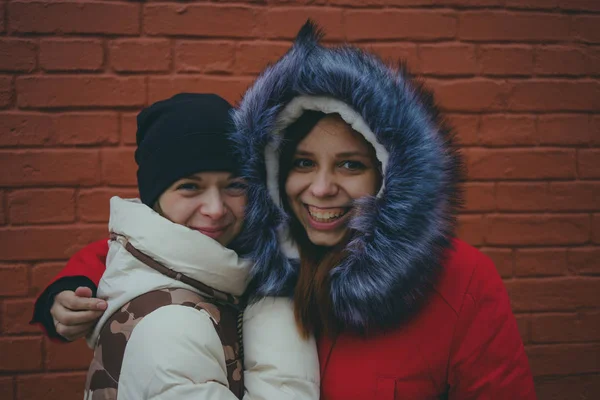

{"left": 278, "top": 110, "right": 354, "bottom": 338}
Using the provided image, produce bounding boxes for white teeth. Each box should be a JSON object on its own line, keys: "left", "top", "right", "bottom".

{"left": 307, "top": 206, "right": 348, "bottom": 222}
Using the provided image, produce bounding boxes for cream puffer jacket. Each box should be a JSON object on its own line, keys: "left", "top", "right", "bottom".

{"left": 87, "top": 197, "right": 320, "bottom": 400}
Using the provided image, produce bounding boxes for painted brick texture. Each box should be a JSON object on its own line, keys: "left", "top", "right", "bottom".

{"left": 0, "top": 1, "right": 598, "bottom": 399}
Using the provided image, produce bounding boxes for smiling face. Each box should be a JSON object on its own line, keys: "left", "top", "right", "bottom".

{"left": 284, "top": 114, "right": 380, "bottom": 247}
{"left": 157, "top": 172, "right": 247, "bottom": 247}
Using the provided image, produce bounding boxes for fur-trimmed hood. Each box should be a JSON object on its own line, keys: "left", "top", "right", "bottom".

{"left": 232, "top": 22, "right": 463, "bottom": 333}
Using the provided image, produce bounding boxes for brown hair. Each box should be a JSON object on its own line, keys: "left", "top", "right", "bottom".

{"left": 278, "top": 111, "right": 353, "bottom": 338}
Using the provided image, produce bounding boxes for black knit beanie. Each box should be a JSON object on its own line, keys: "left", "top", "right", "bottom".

{"left": 135, "top": 93, "right": 236, "bottom": 207}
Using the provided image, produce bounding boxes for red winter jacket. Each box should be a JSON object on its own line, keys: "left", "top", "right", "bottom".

{"left": 318, "top": 239, "right": 536, "bottom": 400}
{"left": 33, "top": 238, "right": 536, "bottom": 399}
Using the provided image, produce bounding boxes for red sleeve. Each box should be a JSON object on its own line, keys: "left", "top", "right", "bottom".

{"left": 46, "top": 239, "right": 109, "bottom": 288}
{"left": 448, "top": 252, "right": 537, "bottom": 399}
{"left": 30, "top": 239, "right": 110, "bottom": 341}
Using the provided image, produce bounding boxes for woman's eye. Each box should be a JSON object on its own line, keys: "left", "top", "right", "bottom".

{"left": 225, "top": 181, "right": 248, "bottom": 196}
{"left": 176, "top": 182, "right": 199, "bottom": 191}
{"left": 340, "top": 160, "right": 367, "bottom": 171}
{"left": 292, "top": 158, "right": 314, "bottom": 169}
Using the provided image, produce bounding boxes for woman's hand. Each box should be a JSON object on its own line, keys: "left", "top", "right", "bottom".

{"left": 50, "top": 286, "right": 107, "bottom": 341}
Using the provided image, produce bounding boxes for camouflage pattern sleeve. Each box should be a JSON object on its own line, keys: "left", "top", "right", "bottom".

{"left": 117, "top": 305, "right": 242, "bottom": 400}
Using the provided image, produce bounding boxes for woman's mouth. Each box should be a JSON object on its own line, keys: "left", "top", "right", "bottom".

{"left": 192, "top": 226, "right": 228, "bottom": 240}
{"left": 304, "top": 205, "right": 350, "bottom": 229}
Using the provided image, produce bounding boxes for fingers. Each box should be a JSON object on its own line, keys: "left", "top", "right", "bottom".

{"left": 55, "top": 289, "right": 107, "bottom": 312}
{"left": 74, "top": 286, "right": 93, "bottom": 298}
{"left": 51, "top": 303, "right": 104, "bottom": 326}
{"left": 55, "top": 320, "right": 96, "bottom": 342}
{"left": 50, "top": 289, "right": 106, "bottom": 341}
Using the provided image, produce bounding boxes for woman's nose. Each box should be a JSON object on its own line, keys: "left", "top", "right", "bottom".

{"left": 310, "top": 171, "right": 338, "bottom": 198}
{"left": 199, "top": 189, "right": 227, "bottom": 219}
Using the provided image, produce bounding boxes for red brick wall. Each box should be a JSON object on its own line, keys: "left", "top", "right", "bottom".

{"left": 0, "top": 1, "right": 598, "bottom": 399}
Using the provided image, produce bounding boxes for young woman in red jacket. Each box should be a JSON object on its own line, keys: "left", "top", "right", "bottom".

{"left": 33, "top": 22, "right": 536, "bottom": 399}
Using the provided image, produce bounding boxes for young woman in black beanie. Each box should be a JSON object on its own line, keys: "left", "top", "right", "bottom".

{"left": 32, "top": 93, "right": 319, "bottom": 400}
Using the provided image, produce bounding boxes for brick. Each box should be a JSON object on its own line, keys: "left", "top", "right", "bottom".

{"left": 17, "top": 76, "right": 146, "bottom": 109}
{"left": 45, "top": 337, "right": 93, "bottom": 370}
{"left": 0, "top": 112, "right": 53, "bottom": 147}
{"left": 31, "top": 262, "right": 64, "bottom": 296}
{"left": 235, "top": 42, "right": 290, "bottom": 75}
{"left": 101, "top": 148, "right": 137, "bottom": 187}
{"left": 531, "top": 311, "right": 600, "bottom": 343}
{"left": 0, "top": 76, "right": 13, "bottom": 108}
{"left": 508, "top": 80, "right": 600, "bottom": 112}
{"left": 0, "top": 226, "right": 107, "bottom": 261}
{"left": 464, "top": 148, "right": 576, "bottom": 180}
{"left": 497, "top": 182, "right": 600, "bottom": 212}
{"left": 346, "top": 10, "right": 456, "bottom": 41}
{"left": 594, "top": 116, "right": 600, "bottom": 146}
{"left": 463, "top": 182, "right": 495, "bottom": 212}
{"left": 479, "top": 115, "right": 536, "bottom": 146}
{"left": 480, "top": 248, "right": 513, "bottom": 278}
{"left": 0, "top": 39, "right": 36, "bottom": 72}
{"left": 0, "top": 1, "right": 4, "bottom": 33}
{"left": 0, "top": 112, "right": 118, "bottom": 148}
{"left": 17, "top": 372, "right": 86, "bottom": 400}
{"left": 0, "top": 150, "right": 100, "bottom": 186}
{"left": 175, "top": 41, "right": 235, "bottom": 74}
{"left": 8, "top": 1, "right": 140, "bottom": 35}
{"left": 0, "top": 377, "right": 13, "bottom": 400}
{"left": 445, "top": 114, "right": 479, "bottom": 145}
{"left": 496, "top": 183, "right": 548, "bottom": 211}
{"left": 1, "top": 298, "right": 37, "bottom": 334}
{"left": 547, "top": 182, "right": 600, "bottom": 211}
{"left": 459, "top": 12, "right": 569, "bottom": 42}
{"left": 78, "top": 188, "right": 138, "bottom": 223}
{"left": 485, "top": 214, "right": 590, "bottom": 245}
{"left": 594, "top": 215, "right": 600, "bottom": 244}
{"left": 121, "top": 113, "right": 138, "bottom": 145}
{"left": 260, "top": 7, "right": 344, "bottom": 40}
{"left": 456, "top": 214, "right": 484, "bottom": 245}
{"left": 526, "top": 343, "right": 600, "bottom": 375}
{"left": 478, "top": 45, "right": 534, "bottom": 76}
{"left": 535, "top": 374, "right": 600, "bottom": 400}
{"left": 419, "top": 44, "right": 477, "bottom": 76}
{"left": 568, "top": 247, "right": 600, "bottom": 275}
{"left": 589, "top": 46, "right": 600, "bottom": 77}
{"left": 538, "top": 114, "right": 591, "bottom": 146}
{"left": 148, "top": 76, "right": 253, "bottom": 106}
{"left": 0, "top": 264, "right": 28, "bottom": 296}
{"left": 515, "top": 248, "right": 568, "bottom": 276}
{"left": 578, "top": 149, "right": 600, "bottom": 178}
{"left": 559, "top": 0, "right": 600, "bottom": 11}
{"left": 506, "top": 277, "right": 600, "bottom": 311}
{"left": 428, "top": 79, "right": 509, "bottom": 112}
{"left": 54, "top": 113, "right": 119, "bottom": 145}
{"left": 328, "top": 0, "right": 436, "bottom": 5}
{"left": 439, "top": 0, "right": 504, "bottom": 4}
{"left": 110, "top": 39, "right": 171, "bottom": 73}
{"left": 8, "top": 189, "right": 75, "bottom": 225}
{"left": 0, "top": 337, "right": 42, "bottom": 372}
{"left": 365, "top": 44, "right": 419, "bottom": 73}
{"left": 145, "top": 4, "right": 257, "bottom": 37}
{"left": 39, "top": 39, "right": 103, "bottom": 72}
{"left": 535, "top": 46, "right": 587, "bottom": 76}
{"left": 0, "top": 190, "right": 5, "bottom": 225}
{"left": 573, "top": 15, "right": 600, "bottom": 43}
{"left": 504, "top": 0, "right": 559, "bottom": 8}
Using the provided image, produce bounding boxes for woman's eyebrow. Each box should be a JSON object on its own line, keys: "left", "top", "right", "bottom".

{"left": 336, "top": 151, "right": 371, "bottom": 158}
{"left": 293, "top": 150, "right": 313, "bottom": 156}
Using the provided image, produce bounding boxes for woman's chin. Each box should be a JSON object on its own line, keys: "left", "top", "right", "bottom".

{"left": 305, "top": 228, "right": 347, "bottom": 248}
